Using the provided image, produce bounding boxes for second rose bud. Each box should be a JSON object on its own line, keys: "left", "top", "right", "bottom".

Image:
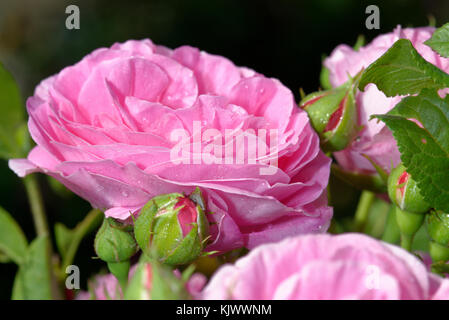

{"left": 300, "top": 74, "right": 362, "bottom": 153}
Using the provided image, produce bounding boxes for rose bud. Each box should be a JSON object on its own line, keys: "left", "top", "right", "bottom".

{"left": 429, "top": 241, "right": 449, "bottom": 264}
{"left": 134, "top": 188, "right": 210, "bottom": 266}
{"left": 427, "top": 210, "right": 449, "bottom": 245}
{"left": 427, "top": 210, "right": 449, "bottom": 263}
{"left": 124, "top": 259, "right": 190, "bottom": 300}
{"left": 299, "top": 76, "right": 360, "bottom": 153}
{"left": 94, "top": 217, "right": 138, "bottom": 289}
{"left": 388, "top": 164, "right": 430, "bottom": 214}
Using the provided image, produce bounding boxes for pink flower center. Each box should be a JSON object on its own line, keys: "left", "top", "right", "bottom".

{"left": 324, "top": 95, "right": 346, "bottom": 132}
{"left": 397, "top": 171, "right": 409, "bottom": 197}
{"left": 175, "top": 197, "right": 198, "bottom": 237}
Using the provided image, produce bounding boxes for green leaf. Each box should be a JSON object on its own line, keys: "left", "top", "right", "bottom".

{"left": 11, "top": 267, "right": 25, "bottom": 300}
{"left": 425, "top": 23, "right": 449, "bottom": 58}
{"left": 0, "top": 250, "right": 11, "bottom": 263}
{"left": 359, "top": 39, "right": 449, "bottom": 97}
{"left": 20, "top": 236, "right": 53, "bottom": 299}
{"left": 55, "top": 222, "right": 74, "bottom": 260}
{"left": 0, "top": 62, "right": 29, "bottom": 158}
{"left": 374, "top": 89, "right": 449, "bottom": 212}
{"left": 353, "top": 34, "right": 366, "bottom": 51}
{"left": 0, "top": 206, "right": 28, "bottom": 265}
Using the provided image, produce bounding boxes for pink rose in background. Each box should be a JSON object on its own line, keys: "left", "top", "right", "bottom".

{"left": 324, "top": 26, "right": 449, "bottom": 175}
{"left": 200, "top": 233, "right": 449, "bottom": 300}
{"left": 77, "top": 265, "right": 206, "bottom": 300}
{"left": 9, "top": 39, "right": 332, "bottom": 252}
{"left": 76, "top": 272, "right": 123, "bottom": 300}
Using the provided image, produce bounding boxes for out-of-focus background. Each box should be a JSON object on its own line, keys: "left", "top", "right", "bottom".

{"left": 0, "top": 0, "right": 448, "bottom": 299}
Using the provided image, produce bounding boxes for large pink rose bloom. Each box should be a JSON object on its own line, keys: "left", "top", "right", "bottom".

{"left": 200, "top": 233, "right": 449, "bottom": 300}
{"left": 324, "top": 26, "right": 449, "bottom": 175}
{"left": 9, "top": 39, "right": 332, "bottom": 252}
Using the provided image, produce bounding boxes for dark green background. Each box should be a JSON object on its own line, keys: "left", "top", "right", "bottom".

{"left": 0, "top": 0, "right": 447, "bottom": 299}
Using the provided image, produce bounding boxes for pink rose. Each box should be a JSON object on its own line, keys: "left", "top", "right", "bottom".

{"left": 76, "top": 272, "right": 123, "bottom": 300}
{"left": 324, "top": 26, "right": 449, "bottom": 175}
{"left": 199, "top": 233, "right": 449, "bottom": 300}
{"left": 77, "top": 265, "right": 206, "bottom": 300}
{"left": 9, "top": 39, "right": 332, "bottom": 252}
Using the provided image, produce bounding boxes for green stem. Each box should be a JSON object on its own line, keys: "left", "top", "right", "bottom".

{"left": 400, "top": 234, "right": 413, "bottom": 252}
{"left": 23, "top": 174, "right": 62, "bottom": 299}
{"left": 354, "top": 190, "right": 375, "bottom": 232}
{"left": 23, "top": 175, "right": 49, "bottom": 238}
{"left": 381, "top": 205, "right": 401, "bottom": 244}
{"left": 60, "top": 208, "right": 103, "bottom": 279}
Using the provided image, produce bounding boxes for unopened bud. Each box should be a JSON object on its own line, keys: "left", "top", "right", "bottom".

{"left": 94, "top": 217, "right": 138, "bottom": 263}
{"left": 427, "top": 210, "right": 449, "bottom": 247}
{"left": 134, "top": 188, "right": 210, "bottom": 266}
{"left": 300, "top": 76, "right": 360, "bottom": 152}
{"left": 388, "top": 164, "right": 430, "bottom": 214}
{"left": 94, "top": 217, "right": 138, "bottom": 288}
{"left": 124, "top": 259, "right": 189, "bottom": 300}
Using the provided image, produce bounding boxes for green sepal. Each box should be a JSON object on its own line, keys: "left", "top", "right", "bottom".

{"left": 107, "top": 260, "right": 130, "bottom": 292}
{"left": 395, "top": 206, "right": 425, "bottom": 237}
{"left": 134, "top": 193, "right": 183, "bottom": 254}
{"left": 163, "top": 225, "right": 202, "bottom": 266}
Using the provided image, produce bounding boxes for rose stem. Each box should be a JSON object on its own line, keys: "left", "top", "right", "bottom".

{"left": 59, "top": 208, "right": 103, "bottom": 280}
{"left": 354, "top": 190, "right": 375, "bottom": 232}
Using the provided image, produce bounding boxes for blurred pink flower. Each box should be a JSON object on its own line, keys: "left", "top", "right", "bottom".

{"left": 76, "top": 265, "right": 206, "bottom": 300}
{"left": 200, "top": 233, "right": 449, "bottom": 300}
{"left": 76, "top": 272, "right": 123, "bottom": 300}
{"left": 9, "top": 39, "right": 332, "bottom": 252}
{"left": 324, "top": 26, "right": 449, "bottom": 175}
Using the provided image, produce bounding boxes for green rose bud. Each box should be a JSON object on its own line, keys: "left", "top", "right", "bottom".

{"left": 299, "top": 76, "right": 361, "bottom": 153}
{"left": 124, "top": 258, "right": 189, "bottom": 300}
{"left": 134, "top": 188, "right": 210, "bottom": 266}
{"left": 388, "top": 164, "right": 430, "bottom": 214}
{"left": 94, "top": 217, "right": 138, "bottom": 289}
{"left": 427, "top": 210, "right": 449, "bottom": 247}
